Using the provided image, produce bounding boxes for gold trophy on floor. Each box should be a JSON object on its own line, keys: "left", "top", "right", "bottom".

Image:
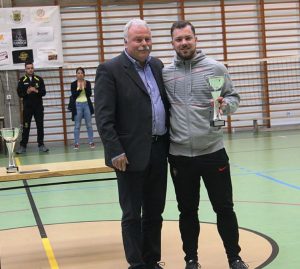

{"left": 0, "top": 127, "right": 20, "bottom": 173}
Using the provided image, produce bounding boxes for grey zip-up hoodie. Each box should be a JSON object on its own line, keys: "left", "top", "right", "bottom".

{"left": 163, "top": 50, "right": 240, "bottom": 157}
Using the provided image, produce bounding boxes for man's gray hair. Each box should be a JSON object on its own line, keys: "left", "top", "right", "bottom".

{"left": 124, "top": 19, "right": 151, "bottom": 42}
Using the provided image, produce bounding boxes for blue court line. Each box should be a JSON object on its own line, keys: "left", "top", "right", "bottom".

{"left": 233, "top": 164, "right": 300, "bottom": 190}
{"left": 255, "top": 172, "right": 300, "bottom": 190}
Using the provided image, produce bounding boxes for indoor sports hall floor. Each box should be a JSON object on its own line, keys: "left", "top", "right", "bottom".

{"left": 0, "top": 128, "right": 299, "bottom": 269}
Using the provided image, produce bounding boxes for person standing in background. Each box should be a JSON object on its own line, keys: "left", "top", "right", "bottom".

{"left": 163, "top": 20, "right": 248, "bottom": 269}
{"left": 70, "top": 67, "right": 95, "bottom": 150}
{"left": 16, "top": 61, "right": 49, "bottom": 154}
{"left": 94, "top": 19, "right": 169, "bottom": 269}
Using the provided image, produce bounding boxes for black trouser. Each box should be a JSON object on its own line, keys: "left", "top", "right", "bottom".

{"left": 20, "top": 104, "right": 44, "bottom": 147}
{"left": 169, "top": 148, "right": 241, "bottom": 264}
{"left": 116, "top": 138, "right": 168, "bottom": 269}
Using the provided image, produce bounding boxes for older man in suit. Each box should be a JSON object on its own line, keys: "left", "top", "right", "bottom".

{"left": 94, "top": 19, "right": 169, "bottom": 269}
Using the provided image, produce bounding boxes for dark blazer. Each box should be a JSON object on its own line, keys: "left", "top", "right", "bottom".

{"left": 69, "top": 80, "right": 94, "bottom": 121}
{"left": 94, "top": 52, "right": 169, "bottom": 171}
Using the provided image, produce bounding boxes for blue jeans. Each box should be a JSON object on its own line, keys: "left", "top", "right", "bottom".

{"left": 74, "top": 102, "right": 94, "bottom": 145}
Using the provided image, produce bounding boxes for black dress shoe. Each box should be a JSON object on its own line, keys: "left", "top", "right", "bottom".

{"left": 146, "top": 262, "right": 165, "bottom": 269}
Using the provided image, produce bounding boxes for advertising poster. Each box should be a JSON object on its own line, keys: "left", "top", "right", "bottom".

{"left": 0, "top": 6, "right": 63, "bottom": 70}
{"left": 12, "top": 28, "right": 28, "bottom": 47}
{"left": 12, "top": 49, "right": 33, "bottom": 64}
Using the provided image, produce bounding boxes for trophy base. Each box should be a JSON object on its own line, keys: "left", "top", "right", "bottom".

{"left": 210, "top": 120, "right": 225, "bottom": 127}
{"left": 6, "top": 166, "right": 19, "bottom": 173}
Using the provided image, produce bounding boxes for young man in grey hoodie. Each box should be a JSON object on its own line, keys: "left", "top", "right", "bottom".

{"left": 162, "top": 21, "right": 248, "bottom": 269}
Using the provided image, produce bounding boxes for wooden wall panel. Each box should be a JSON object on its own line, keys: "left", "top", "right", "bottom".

{"left": 7, "top": 0, "right": 300, "bottom": 144}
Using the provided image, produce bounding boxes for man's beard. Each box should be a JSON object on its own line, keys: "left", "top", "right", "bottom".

{"left": 177, "top": 46, "right": 196, "bottom": 60}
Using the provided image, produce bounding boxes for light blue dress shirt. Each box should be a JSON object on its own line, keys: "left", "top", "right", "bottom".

{"left": 124, "top": 49, "right": 166, "bottom": 135}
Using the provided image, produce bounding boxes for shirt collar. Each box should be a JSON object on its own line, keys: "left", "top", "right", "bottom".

{"left": 25, "top": 74, "right": 34, "bottom": 80}
{"left": 124, "top": 49, "right": 151, "bottom": 68}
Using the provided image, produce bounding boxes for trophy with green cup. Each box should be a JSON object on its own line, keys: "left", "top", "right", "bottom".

{"left": 206, "top": 75, "right": 226, "bottom": 127}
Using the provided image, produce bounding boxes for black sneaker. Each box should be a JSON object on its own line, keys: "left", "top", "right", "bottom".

{"left": 154, "top": 262, "right": 164, "bottom": 269}
{"left": 16, "top": 146, "right": 26, "bottom": 154}
{"left": 185, "top": 260, "right": 201, "bottom": 269}
{"left": 39, "top": 145, "right": 49, "bottom": 152}
{"left": 230, "top": 260, "right": 249, "bottom": 269}
{"left": 146, "top": 262, "right": 165, "bottom": 269}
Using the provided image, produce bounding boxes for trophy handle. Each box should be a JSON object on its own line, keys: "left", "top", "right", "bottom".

{"left": 6, "top": 141, "right": 18, "bottom": 170}
{"left": 206, "top": 75, "right": 226, "bottom": 127}
{"left": 213, "top": 99, "right": 221, "bottom": 121}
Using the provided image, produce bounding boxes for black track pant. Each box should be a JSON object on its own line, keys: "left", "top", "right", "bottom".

{"left": 169, "top": 148, "right": 242, "bottom": 264}
{"left": 20, "top": 104, "right": 44, "bottom": 147}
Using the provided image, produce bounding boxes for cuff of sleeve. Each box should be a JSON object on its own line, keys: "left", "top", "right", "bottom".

{"left": 111, "top": 153, "right": 126, "bottom": 163}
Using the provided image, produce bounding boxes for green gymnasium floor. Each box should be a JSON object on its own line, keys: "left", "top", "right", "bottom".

{"left": 0, "top": 129, "right": 299, "bottom": 269}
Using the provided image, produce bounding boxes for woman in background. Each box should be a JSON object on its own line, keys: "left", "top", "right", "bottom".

{"left": 70, "top": 67, "right": 95, "bottom": 149}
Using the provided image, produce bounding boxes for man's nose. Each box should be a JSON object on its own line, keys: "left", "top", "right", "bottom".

{"left": 181, "top": 38, "right": 188, "bottom": 45}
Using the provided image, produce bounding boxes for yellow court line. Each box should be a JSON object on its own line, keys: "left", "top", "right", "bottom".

{"left": 42, "top": 238, "right": 59, "bottom": 269}
{"left": 17, "top": 154, "right": 59, "bottom": 268}
{"left": 15, "top": 157, "right": 21, "bottom": 167}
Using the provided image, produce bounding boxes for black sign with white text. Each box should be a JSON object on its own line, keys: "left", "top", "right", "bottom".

{"left": 12, "top": 28, "right": 28, "bottom": 47}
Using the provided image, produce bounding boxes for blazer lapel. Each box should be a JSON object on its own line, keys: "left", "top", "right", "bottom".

{"left": 149, "top": 60, "right": 163, "bottom": 91}
{"left": 149, "top": 60, "right": 168, "bottom": 105}
{"left": 121, "top": 53, "right": 148, "bottom": 94}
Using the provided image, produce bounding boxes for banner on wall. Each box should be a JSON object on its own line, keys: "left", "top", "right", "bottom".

{"left": 0, "top": 6, "right": 63, "bottom": 70}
